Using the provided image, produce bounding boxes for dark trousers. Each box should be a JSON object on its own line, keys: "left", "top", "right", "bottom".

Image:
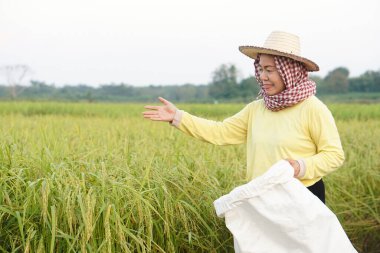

{"left": 307, "top": 179, "right": 325, "bottom": 203}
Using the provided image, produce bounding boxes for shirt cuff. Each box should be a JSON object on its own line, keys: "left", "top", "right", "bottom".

{"left": 170, "top": 109, "right": 183, "bottom": 127}
{"left": 296, "top": 159, "right": 306, "bottom": 178}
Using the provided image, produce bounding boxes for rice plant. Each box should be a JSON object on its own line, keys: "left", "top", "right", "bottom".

{"left": 0, "top": 102, "right": 378, "bottom": 252}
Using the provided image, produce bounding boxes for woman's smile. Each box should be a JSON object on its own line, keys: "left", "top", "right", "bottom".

{"left": 262, "top": 83, "right": 273, "bottom": 91}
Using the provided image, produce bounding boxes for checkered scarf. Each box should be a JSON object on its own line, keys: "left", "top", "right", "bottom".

{"left": 254, "top": 54, "right": 316, "bottom": 111}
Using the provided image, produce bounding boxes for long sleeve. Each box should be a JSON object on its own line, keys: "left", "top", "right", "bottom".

{"left": 301, "top": 103, "right": 345, "bottom": 180}
{"left": 176, "top": 104, "right": 252, "bottom": 145}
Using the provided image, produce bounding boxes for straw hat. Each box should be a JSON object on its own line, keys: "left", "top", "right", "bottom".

{"left": 239, "top": 31, "right": 319, "bottom": 72}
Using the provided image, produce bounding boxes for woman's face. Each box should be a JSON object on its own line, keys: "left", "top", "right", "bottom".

{"left": 257, "top": 54, "right": 285, "bottom": 96}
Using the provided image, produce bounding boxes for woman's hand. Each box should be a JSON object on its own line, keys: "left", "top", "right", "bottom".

{"left": 286, "top": 159, "right": 301, "bottom": 178}
{"left": 143, "top": 97, "right": 177, "bottom": 122}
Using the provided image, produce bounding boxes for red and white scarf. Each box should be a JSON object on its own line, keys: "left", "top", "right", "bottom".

{"left": 254, "top": 54, "right": 316, "bottom": 111}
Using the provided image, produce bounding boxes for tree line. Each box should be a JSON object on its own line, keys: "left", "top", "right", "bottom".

{"left": 0, "top": 64, "right": 379, "bottom": 103}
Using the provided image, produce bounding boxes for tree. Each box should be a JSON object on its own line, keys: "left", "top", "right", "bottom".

{"left": 323, "top": 67, "right": 350, "bottom": 93}
{"left": 209, "top": 64, "right": 240, "bottom": 100}
{"left": 98, "top": 83, "right": 135, "bottom": 98}
{"left": 349, "top": 70, "right": 380, "bottom": 92}
{"left": 0, "top": 65, "right": 32, "bottom": 99}
{"left": 239, "top": 76, "right": 260, "bottom": 102}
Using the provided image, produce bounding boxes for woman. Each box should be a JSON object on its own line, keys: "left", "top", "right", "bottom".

{"left": 143, "top": 31, "right": 345, "bottom": 203}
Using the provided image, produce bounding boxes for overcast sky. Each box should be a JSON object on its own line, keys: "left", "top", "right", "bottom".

{"left": 0, "top": 0, "right": 379, "bottom": 87}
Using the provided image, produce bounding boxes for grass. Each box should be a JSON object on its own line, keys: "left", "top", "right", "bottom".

{"left": 0, "top": 101, "right": 379, "bottom": 252}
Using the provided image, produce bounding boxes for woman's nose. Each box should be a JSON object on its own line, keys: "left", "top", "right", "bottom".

{"left": 259, "top": 71, "right": 268, "bottom": 81}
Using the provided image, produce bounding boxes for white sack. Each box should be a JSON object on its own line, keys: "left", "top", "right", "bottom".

{"left": 213, "top": 160, "right": 357, "bottom": 253}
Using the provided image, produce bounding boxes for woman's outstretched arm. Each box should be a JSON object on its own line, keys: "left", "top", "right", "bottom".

{"left": 143, "top": 97, "right": 251, "bottom": 145}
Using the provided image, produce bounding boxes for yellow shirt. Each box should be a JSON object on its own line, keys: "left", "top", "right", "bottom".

{"left": 176, "top": 96, "right": 345, "bottom": 187}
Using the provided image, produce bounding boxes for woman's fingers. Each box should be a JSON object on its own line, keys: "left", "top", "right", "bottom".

{"left": 142, "top": 111, "right": 158, "bottom": 115}
{"left": 142, "top": 110, "right": 168, "bottom": 120}
{"left": 143, "top": 114, "right": 167, "bottom": 121}
{"left": 150, "top": 117, "right": 166, "bottom": 121}
{"left": 144, "top": 105, "right": 160, "bottom": 110}
{"left": 285, "top": 159, "right": 300, "bottom": 177}
{"left": 143, "top": 114, "right": 161, "bottom": 119}
{"left": 142, "top": 113, "right": 154, "bottom": 118}
{"left": 143, "top": 113, "right": 161, "bottom": 119}
{"left": 158, "top": 97, "right": 170, "bottom": 105}
{"left": 143, "top": 98, "right": 174, "bottom": 122}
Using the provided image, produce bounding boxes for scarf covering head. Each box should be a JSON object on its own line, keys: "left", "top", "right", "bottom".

{"left": 254, "top": 54, "right": 316, "bottom": 111}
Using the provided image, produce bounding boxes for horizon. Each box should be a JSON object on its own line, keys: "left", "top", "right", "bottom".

{"left": 0, "top": 64, "right": 375, "bottom": 88}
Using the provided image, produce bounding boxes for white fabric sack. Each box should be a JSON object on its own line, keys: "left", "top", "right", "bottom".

{"left": 213, "top": 160, "right": 357, "bottom": 253}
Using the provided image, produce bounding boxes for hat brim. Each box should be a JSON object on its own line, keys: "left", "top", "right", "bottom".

{"left": 239, "top": 46, "right": 319, "bottom": 72}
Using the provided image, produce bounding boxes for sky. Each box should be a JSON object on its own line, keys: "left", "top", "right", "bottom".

{"left": 0, "top": 0, "right": 379, "bottom": 87}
